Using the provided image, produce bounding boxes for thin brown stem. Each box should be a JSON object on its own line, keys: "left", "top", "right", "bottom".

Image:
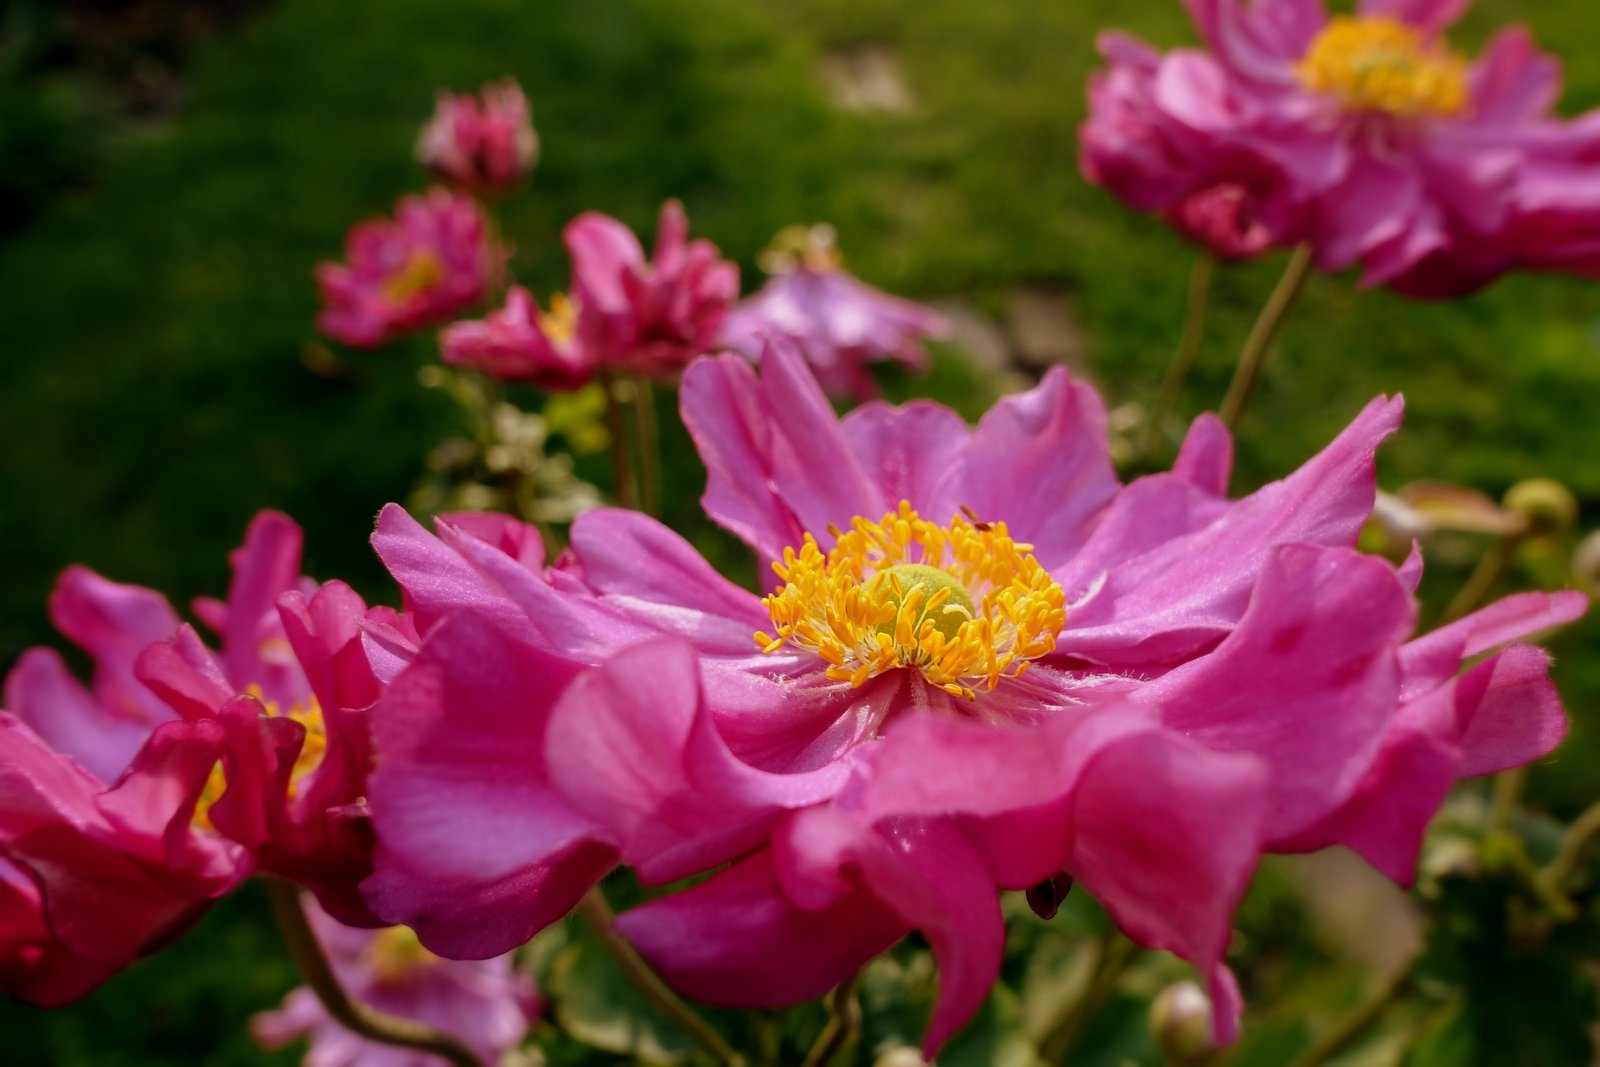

{"left": 1143, "top": 252, "right": 1216, "bottom": 457}
{"left": 629, "top": 375, "right": 663, "bottom": 517}
{"left": 598, "top": 369, "right": 638, "bottom": 509}
{"left": 1289, "top": 966, "right": 1411, "bottom": 1067}
{"left": 577, "top": 887, "right": 744, "bottom": 1067}
{"left": 800, "top": 974, "right": 861, "bottom": 1067}
{"left": 264, "top": 879, "right": 482, "bottom": 1067}
{"left": 1218, "top": 244, "right": 1315, "bottom": 428}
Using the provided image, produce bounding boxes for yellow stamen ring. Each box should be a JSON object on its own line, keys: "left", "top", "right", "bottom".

{"left": 754, "top": 502, "right": 1066, "bottom": 700}
{"left": 1296, "top": 16, "right": 1468, "bottom": 119}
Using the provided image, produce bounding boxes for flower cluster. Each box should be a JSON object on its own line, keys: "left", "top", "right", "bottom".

{"left": 1081, "top": 0, "right": 1600, "bottom": 294}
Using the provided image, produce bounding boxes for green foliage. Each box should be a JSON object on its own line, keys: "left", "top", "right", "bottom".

{"left": 2, "top": 0, "right": 1600, "bottom": 1063}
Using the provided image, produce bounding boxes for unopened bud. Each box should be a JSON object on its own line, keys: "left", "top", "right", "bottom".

{"left": 1503, "top": 479, "right": 1578, "bottom": 537}
{"left": 1149, "top": 981, "right": 1217, "bottom": 1064}
{"left": 873, "top": 1048, "right": 929, "bottom": 1067}
{"left": 1572, "top": 530, "right": 1600, "bottom": 594}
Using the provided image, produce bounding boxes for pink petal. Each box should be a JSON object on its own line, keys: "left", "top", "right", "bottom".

{"left": 1134, "top": 544, "right": 1413, "bottom": 841}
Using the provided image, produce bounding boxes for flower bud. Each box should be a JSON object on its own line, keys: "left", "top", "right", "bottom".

{"left": 1149, "top": 981, "right": 1217, "bottom": 1064}
{"left": 873, "top": 1048, "right": 930, "bottom": 1067}
{"left": 1572, "top": 530, "right": 1600, "bottom": 595}
{"left": 1503, "top": 479, "right": 1578, "bottom": 537}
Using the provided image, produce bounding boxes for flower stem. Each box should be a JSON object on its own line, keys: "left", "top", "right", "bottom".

{"left": 1289, "top": 966, "right": 1412, "bottom": 1067}
{"left": 1142, "top": 252, "right": 1216, "bottom": 457}
{"left": 800, "top": 974, "right": 861, "bottom": 1067}
{"left": 629, "top": 375, "right": 663, "bottom": 517}
{"left": 1538, "top": 796, "right": 1600, "bottom": 893}
{"left": 1041, "top": 928, "right": 1140, "bottom": 1063}
{"left": 263, "top": 879, "right": 482, "bottom": 1067}
{"left": 1442, "top": 532, "right": 1522, "bottom": 624}
{"left": 1218, "top": 244, "right": 1315, "bottom": 428}
{"left": 577, "top": 887, "right": 744, "bottom": 1067}
{"left": 598, "top": 369, "right": 638, "bottom": 509}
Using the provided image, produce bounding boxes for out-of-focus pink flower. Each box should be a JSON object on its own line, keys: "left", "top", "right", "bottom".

{"left": 1, "top": 570, "right": 247, "bottom": 1004}
{"left": 357, "top": 342, "right": 1579, "bottom": 1053}
{"left": 416, "top": 79, "right": 538, "bottom": 195}
{"left": 135, "top": 512, "right": 413, "bottom": 926}
{"left": 253, "top": 893, "right": 537, "bottom": 1067}
{"left": 440, "top": 286, "right": 594, "bottom": 390}
{"left": 722, "top": 224, "right": 949, "bottom": 400}
{"left": 565, "top": 199, "right": 739, "bottom": 378}
{"left": 317, "top": 189, "right": 502, "bottom": 348}
{"left": 1081, "top": 1, "right": 1600, "bottom": 295}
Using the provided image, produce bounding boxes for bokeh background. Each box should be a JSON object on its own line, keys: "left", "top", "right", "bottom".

{"left": 2, "top": 0, "right": 1597, "bottom": 1062}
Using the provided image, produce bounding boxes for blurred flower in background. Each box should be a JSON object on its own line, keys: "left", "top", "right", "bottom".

{"left": 253, "top": 893, "right": 538, "bottom": 1067}
{"left": 1081, "top": 0, "right": 1600, "bottom": 295}
{"left": 316, "top": 188, "right": 502, "bottom": 348}
{"left": 441, "top": 286, "right": 592, "bottom": 389}
{"left": 416, "top": 79, "right": 539, "bottom": 196}
{"left": 566, "top": 199, "right": 739, "bottom": 379}
{"left": 723, "top": 223, "right": 949, "bottom": 399}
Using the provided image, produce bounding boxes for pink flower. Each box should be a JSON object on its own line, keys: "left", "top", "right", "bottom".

{"left": 439, "top": 286, "right": 594, "bottom": 390}
{"left": 317, "top": 189, "right": 502, "bottom": 348}
{"left": 253, "top": 893, "right": 537, "bottom": 1067}
{"left": 416, "top": 80, "right": 539, "bottom": 195}
{"left": 358, "top": 343, "right": 1578, "bottom": 1052}
{"left": 1080, "top": 32, "right": 1292, "bottom": 262}
{"left": 722, "top": 224, "right": 949, "bottom": 400}
{"left": 1, "top": 569, "right": 247, "bottom": 1004}
{"left": 135, "top": 512, "right": 412, "bottom": 926}
{"left": 1081, "top": 0, "right": 1600, "bottom": 294}
{"left": 565, "top": 200, "right": 739, "bottom": 378}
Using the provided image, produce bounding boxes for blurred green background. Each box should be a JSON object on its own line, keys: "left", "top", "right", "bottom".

{"left": 2, "top": 0, "right": 1597, "bottom": 1062}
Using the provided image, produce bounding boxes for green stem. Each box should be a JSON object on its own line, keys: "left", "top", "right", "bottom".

{"left": 1143, "top": 252, "right": 1216, "bottom": 457}
{"left": 1041, "top": 930, "right": 1140, "bottom": 1063}
{"left": 800, "top": 974, "right": 861, "bottom": 1067}
{"left": 629, "top": 375, "right": 663, "bottom": 517}
{"left": 1539, "top": 796, "right": 1600, "bottom": 892}
{"left": 1442, "top": 533, "right": 1523, "bottom": 624}
{"left": 1218, "top": 244, "right": 1315, "bottom": 428}
{"left": 264, "top": 879, "right": 482, "bottom": 1067}
{"left": 577, "top": 888, "right": 744, "bottom": 1067}
{"left": 598, "top": 369, "right": 638, "bottom": 509}
{"left": 1289, "top": 967, "right": 1411, "bottom": 1067}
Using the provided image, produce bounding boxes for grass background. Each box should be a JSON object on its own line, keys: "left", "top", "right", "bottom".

{"left": 1, "top": 0, "right": 1597, "bottom": 1061}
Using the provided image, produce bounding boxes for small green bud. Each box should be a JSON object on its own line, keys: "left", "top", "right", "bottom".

{"left": 1572, "top": 530, "right": 1600, "bottom": 595}
{"left": 1149, "top": 981, "right": 1217, "bottom": 1064}
{"left": 1503, "top": 479, "right": 1579, "bottom": 536}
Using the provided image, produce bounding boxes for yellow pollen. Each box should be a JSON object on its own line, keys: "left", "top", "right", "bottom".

{"left": 754, "top": 502, "right": 1066, "bottom": 700}
{"left": 1296, "top": 17, "right": 1468, "bottom": 118}
{"left": 381, "top": 248, "right": 447, "bottom": 302}
{"left": 192, "top": 687, "right": 329, "bottom": 832}
{"left": 539, "top": 291, "right": 578, "bottom": 344}
{"left": 365, "top": 925, "right": 439, "bottom": 983}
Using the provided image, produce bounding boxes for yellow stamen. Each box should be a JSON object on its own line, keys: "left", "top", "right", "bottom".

{"left": 754, "top": 502, "right": 1066, "bottom": 700}
{"left": 539, "top": 291, "right": 578, "bottom": 344}
{"left": 365, "top": 925, "right": 439, "bottom": 983}
{"left": 1296, "top": 16, "right": 1468, "bottom": 118}
{"left": 192, "top": 687, "right": 329, "bottom": 832}
{"left": 381, "top": 248, "right": 447, "bottom": 302}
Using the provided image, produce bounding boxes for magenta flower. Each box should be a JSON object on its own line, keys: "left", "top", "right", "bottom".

{"left": 565, "top": 199, "right": 739, "bottom": 378}
{"left": 0, "top": 568, "right": 246, "bottom": 1004}
{"left": 722, "top": 224, "right": 949, "bottom": 400}
{"left": 416, "top": 79, "right": 539, "bottom": 195}
{"left": 358, "top": 343, "right": 1578, "bottom": 1052}
{"left": 135, "top": 512, "right": 411, "bottom": 926}
{"left": 1081, "top": 0, "right": 1600, "bottom": 294}
{"left": 317, "top": 189, "right": 502, "bottom": 348}
{"left": 439, "top": 286, "right": 594, "bottom": 390}
{"left": 253, "top": 893, "right": 537, "bottom": 1067}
